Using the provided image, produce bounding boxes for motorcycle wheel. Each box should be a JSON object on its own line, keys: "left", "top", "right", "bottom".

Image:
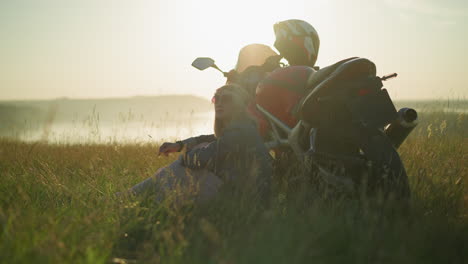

{"left": 306, "top": 125, "right": 411, "bottom": 201}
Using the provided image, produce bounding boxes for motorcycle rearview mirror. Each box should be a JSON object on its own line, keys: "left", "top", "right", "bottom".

{"left": 192, "top": 57, "right": 215, "bottom": 71}
{"left": 191, "top": 57, "right": 228, "bottom": 77}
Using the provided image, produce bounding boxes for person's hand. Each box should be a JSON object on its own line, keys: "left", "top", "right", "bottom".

{"left": 158, "top": 142, "right": 182, "bottom": 156}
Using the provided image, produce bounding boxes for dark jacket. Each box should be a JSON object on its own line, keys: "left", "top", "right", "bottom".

{"left": 181, "top": 134, "right": 216, "bottom": 150}
{"left": 181, "top": 119, "right": 272, "bottom": 199}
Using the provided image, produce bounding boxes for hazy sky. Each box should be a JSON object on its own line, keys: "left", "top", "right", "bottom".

{"left": 1, "top": 0, "right": 467, "bottom": 100}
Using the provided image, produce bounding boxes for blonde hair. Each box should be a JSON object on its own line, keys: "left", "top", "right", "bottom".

{"left": 213, "top": 84, "right": 255, "bottom": 137}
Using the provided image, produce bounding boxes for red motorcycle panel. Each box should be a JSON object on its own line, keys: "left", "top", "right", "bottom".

{"left": 256, "top": 66, "right": 315, "bottom": 128}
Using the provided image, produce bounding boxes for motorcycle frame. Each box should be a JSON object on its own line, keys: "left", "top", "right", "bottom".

{"left": 257, "top": 104, "right": 356, "bottom": 190}
{"left": 256, "top": 104, "right": 293, "bottom": 150}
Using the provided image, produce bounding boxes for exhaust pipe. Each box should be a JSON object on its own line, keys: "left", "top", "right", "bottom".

{"left": 384, "top": 108, "right": 418, "bottom": 149}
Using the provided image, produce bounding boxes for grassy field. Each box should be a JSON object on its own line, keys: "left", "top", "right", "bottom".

{"left": 0, "top": 111, "right": 467, "bottom": 263}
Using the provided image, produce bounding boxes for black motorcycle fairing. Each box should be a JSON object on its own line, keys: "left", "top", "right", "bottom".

{"left": 299, "top": 57, "right": 397, "bottom": 129}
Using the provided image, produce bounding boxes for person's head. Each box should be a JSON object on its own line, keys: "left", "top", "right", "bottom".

{"left": 212, "top": 84, "right": 253, "bottom": 137}
{"left": 273, "top": 19, "right": 320, "bottom": 67}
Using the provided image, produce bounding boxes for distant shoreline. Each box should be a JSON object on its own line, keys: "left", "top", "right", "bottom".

{"left": 1, "top": 96, "right": 466, "bottom": 104}
{"left": 0, "top": 94, "right": 211, "bottom": 104}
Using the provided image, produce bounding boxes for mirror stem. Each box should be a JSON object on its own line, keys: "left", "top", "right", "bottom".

{"left": 212, "top": 64, "right": 227, "bottom": 76}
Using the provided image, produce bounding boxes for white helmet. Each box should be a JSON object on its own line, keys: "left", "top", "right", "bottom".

{"left": 273, "top": 19, "right": 320, "bottom": 67}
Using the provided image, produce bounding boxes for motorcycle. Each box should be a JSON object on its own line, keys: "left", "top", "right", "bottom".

{"left": 192, "top": 44, "right": 418, "bottom": 199}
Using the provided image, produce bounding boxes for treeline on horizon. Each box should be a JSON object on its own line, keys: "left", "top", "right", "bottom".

{"left": 0, "top": 95, "right": 213, "bottom": 135}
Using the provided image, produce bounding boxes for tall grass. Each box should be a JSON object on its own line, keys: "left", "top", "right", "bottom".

{"left": 0, "top": 111, "right": 467, "bottom": 263}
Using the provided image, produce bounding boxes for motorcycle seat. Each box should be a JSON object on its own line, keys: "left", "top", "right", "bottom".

{"left": 306, "top": 57, "right": 358, "bottom": 90}
{"left": 299, "top": 57, "right": 377, "bottom": 121}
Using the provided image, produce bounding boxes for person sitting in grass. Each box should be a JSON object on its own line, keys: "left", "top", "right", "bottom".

{"left": 129, "top": 84, "right": 272, "bottom": 204}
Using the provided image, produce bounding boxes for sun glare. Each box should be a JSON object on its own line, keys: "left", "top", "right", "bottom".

{"left": 139, "top": 0, "right": 338, "bottom": 98}
{"left": 155, "top": 0, "right": 334, "bottom": 66}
